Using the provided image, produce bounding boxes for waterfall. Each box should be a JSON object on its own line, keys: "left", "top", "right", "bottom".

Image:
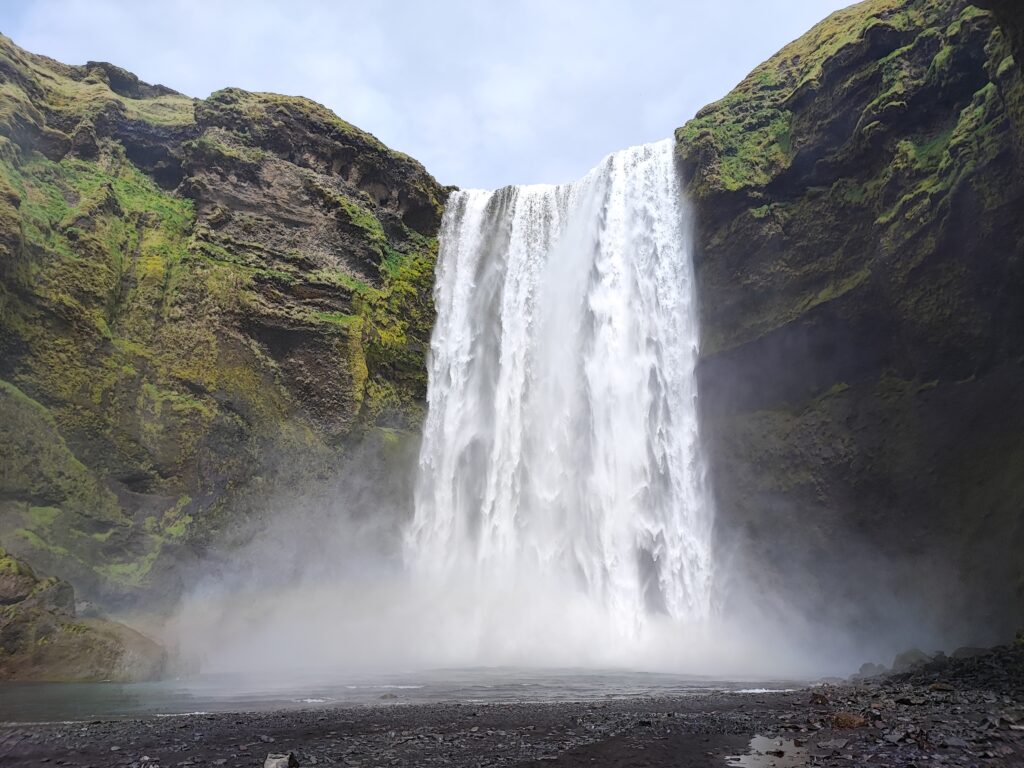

{"left": 406, "top": 139, "right": 713, "bottom": 645}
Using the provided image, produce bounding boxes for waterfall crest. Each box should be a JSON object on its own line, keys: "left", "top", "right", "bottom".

{"left": 407, "top": 139, "right": 713, "bottom": 641}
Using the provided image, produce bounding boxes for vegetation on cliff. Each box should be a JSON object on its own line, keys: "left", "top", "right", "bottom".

{"left": 0, "top": 35, "right": 447, "bottom": 609}
{"left": 677, "top": 0, "right": 1024, "bottom": 640}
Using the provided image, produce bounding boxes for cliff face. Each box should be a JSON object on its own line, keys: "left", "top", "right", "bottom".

{"left": 2, "top": 0, "right": 1022, "bottom": 679}
{"left": 678, "top": 0, "right": 1024, "bottom": 642}
{"left": 0, "top": 36, "right": 446, "bottom": 607}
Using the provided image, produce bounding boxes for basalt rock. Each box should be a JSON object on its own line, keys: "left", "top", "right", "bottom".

{"left": 678, "top": 0, "right": 1024, "bottom": 646}
{"left": 0, "top": 547, "right": 164, "bottom": 681}
{"left": 0, "top": 33, "right": 446, "bottom": 624}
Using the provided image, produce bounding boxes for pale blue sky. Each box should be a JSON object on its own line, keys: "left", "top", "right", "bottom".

{"left": 2, "top": 1, "right": 853, "bottom": 188}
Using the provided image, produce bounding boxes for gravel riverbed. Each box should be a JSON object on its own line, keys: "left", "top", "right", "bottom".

{"left": 2, "top": 647, "right": 1021, "bottom": 767}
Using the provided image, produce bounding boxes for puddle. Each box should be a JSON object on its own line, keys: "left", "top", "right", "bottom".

{"left": 725, "top": 736, "right": 809, "bottom": 767}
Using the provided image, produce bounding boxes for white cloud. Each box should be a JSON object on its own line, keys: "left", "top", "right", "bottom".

{"left": 1, "top": 0, "right": 853, "bottom": 188}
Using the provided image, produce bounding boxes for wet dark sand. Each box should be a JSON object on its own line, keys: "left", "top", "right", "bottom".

{"left": 2, "top": 647, "right": 1021, "bottom": 767}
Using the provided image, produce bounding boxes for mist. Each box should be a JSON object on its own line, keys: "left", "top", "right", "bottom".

{"left": 155, "top": 474, "right": 953, "bottom": 686}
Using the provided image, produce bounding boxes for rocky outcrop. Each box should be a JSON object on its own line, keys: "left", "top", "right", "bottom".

{"left": 678, "top": 0, "right": 1024, "bottom": 644}
{"left": 0, "top": 35, "right": 446, "bottom": 610}
{"left": 0, "top": 547, "right": 164, "bottom": 681}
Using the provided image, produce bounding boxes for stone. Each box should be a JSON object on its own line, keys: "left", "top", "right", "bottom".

{"left": 858, "top": 662, "right": 887, "bottom": 678}
{"left": 951, "top": 646, "right": 991, "bottom": 659}
{"left": 0, "top": 549, "right": 38, "bottom": 604}
{"left": 892, "top": 649, "right": 931, "bottom": 672}
{"left": 264, "top": 753, "right": 299, "bottom": 768}
{"left": 818, "top": 738, "right": 849, "bottom": 751}
{"left": 832, "top": 712, "right": 868, "bottom": 729}
{"left": 0, "top": 549, "right": 166, "bottom": 682}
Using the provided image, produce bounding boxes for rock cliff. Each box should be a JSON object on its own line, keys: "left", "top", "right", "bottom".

{"left": 677, "top": 0, "right": 1024, "bottom": 643}
{"left": 0, "top": 35, "right": 447, "bottom": 618}
{"left": 1, "top": 0, "right": 1023, "bottom": 679}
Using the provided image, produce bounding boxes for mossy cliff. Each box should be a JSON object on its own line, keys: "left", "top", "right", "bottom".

{"left": 678, "top": 0, "right": 1024, "bottom": 641}
{"left": 0, "top": 35, "right": 447, "bottom": 617}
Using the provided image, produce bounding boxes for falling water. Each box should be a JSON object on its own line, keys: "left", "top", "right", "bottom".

{"left": 406, "top": 139, "right": 713, "bottom": 646}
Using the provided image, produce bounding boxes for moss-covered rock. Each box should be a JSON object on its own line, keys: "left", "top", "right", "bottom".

{"left": 679, "top": 0, "right": 1024, "bottom": 642}
{"left": 0, "top": 34, "right": 447, "bottom": 618}
{"left": 0, "top": 547, "right": 164, "bottom": 681}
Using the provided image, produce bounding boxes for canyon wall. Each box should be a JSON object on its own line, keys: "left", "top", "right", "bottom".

{"left": 678, "top": 0, "right": 1024, "bottom": 644}
{"left": 0, "top": 35, "right": 447, "bottom": 617}
{"left": 2, "top": 0, "right": 1023, "bottom": 677}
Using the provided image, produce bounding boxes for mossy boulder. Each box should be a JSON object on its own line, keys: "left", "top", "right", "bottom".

{"left": 679, "top": 0, "right": 1024, "bottom": 644}
{"left": 0, "top": 547, "right": 164, "bottom": 681}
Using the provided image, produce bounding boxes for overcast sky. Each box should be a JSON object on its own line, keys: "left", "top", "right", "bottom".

{"left": 2, "top": 1, "right": 853, "bottom": 189}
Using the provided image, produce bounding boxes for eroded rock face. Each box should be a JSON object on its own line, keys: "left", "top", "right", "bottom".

{"left": 677, "top": 0, "right": 1024, "bottom": 643}
{"left": 0, "top": 34, "right": 446, "bottom": 613}
{"left": 0, "top": 548, "right": 164, "bottom": 681}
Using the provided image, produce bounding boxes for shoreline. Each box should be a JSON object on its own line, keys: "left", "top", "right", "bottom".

{"left": 1, "top": 646, "right": 1021, "bottom": 767}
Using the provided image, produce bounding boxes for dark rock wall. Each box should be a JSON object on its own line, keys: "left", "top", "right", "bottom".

{"left": 678, "top": 0, "right": 1024, "bottom": 644}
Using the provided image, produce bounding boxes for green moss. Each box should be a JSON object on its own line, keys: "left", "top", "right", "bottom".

{"left": 676, "top": 0, "right": 959, "bottom": 199}
{"left": 185, "top": 129, "right": 265, "bottom": 166}
{"left": 0, "top": 547, "right": 33, "bottom": 578}
{"left": 686, "top": 0, "right": 1013, "bottom": 357}
{"left": 355, "top": 242, "right": 437, "bottom": 423}
{"left": 163, "top": 514, "right": 192, "bottom": 540}
{"left": 199, "top": 88, "right": 384, "bottom": 150}
{"left": 0, "top": 379, "right": 125, "bottom": 525}
{"left": 303, "top": 176, "right": 389, "bottom": 257}
{"left": 310, "top": 267, "right": 375, "bottom": 296}
{"left": 95, "top": 550, "right": 159, "bottom": 588}
{"left": 27, "top": 506, "right": 60, "bottom": 527}
{"left": 312, "top": 310, "right": 362, "bottom": 328}
{"left": 0, "top": 36, "right": 196, "bottom": 131}
{"left": 14, "top": 528, "right": 71, "bottom": 558}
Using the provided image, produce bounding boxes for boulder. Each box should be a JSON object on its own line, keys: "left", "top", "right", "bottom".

{"left": 264, "top": 753, "right": 299, "bottom": 768}
{"left": 0, "top": 548, "right": 165, "bottom": 682}
{"left": 857, "top": 662, "right": 887, "bottom": 678}
{"left": 892, "top": 648, "right": 931, "bottom": 672}
{"left": 952, "top": 646, "right": 992, "bottom": 659}
{"left": 0, "top": 549, "right": 37, "bottom": 604}
{"left": 832, "top": 712, "right": 868, "bottom": 729}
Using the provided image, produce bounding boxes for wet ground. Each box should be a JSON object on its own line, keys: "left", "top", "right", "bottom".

{"left": 1, "top": 646, "right": 1021, "bottom": 767}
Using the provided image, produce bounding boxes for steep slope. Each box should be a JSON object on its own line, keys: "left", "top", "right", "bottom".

{"left": 678, "top": 0, "right": 1024, "bottom": 644}
{"left": 0, "top": 36, "right": 447, "bottom": 608}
